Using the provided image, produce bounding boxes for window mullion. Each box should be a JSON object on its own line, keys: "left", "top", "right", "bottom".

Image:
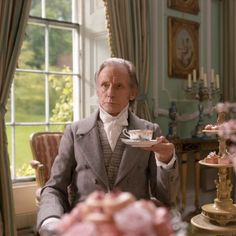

{"left": 72, "top": 0, "right": 81, "bottom": 121}
{"left": 45, "top": 24, "right": 49, "bottom": 129}
{"left": 11, "top": 81, "right": 16, "bottom": 179}
{"left": 42, "top": 0, "right": 45, "bottom": 18}
{"left": 72, "top": 32, "right": 80, "bottom": 121}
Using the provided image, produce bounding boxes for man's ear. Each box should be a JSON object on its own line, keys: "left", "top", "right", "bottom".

{"left": 129, "top": 88, "right": 138, "bottom": 101}
{"left": 129, "top": 95, "right": 135, "bottom": 101}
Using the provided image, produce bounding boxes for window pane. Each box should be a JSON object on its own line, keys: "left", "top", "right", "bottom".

{"left": 49, "top": 125, "right": 66, "bottom": 132}
{"left": 30, "top": 0, "right": 42, "bottom": 17}
{"left": 18, "top": 24, "right": 45, "bottom": 70}
{"left": 46, "top": 0, "right": 72, "bottom": 21}
{"left": 15, "top": 126, "right": 46, "bottom": 178}
{"left": 49, "top": 73, "right": 73, "bottom": 122}
{"left": 15, "top": 73, "right": 45, "bottom": 122}
{"left": 49, "top": 27, "right": 73, "bottom": 71}
{"left": 6, "top": 126, "right": 13, "bottom": 176}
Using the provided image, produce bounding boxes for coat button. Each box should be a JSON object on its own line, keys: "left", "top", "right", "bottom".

{"left": 94, "top": 179, "right": 98, "bottom": 184}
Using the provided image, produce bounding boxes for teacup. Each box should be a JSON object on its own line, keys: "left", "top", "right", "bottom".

{"left": 122, "top": 128, "right": 153, "bottom": 140}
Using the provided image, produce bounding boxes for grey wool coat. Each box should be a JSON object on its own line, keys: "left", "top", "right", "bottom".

{"left": 37, "top": 110, "right": 180, "bottom": 229}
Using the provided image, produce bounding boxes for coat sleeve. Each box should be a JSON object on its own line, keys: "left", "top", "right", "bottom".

{"left": 37, "top": 124, "right": 76, "bottom": 230}
{"left": 148, "top": 123, "right": 180, "bottom": 208}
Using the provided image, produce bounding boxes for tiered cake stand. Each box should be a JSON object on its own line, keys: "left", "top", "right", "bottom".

{"left": 191, "top": 112, "right": 236, "bottom": 234}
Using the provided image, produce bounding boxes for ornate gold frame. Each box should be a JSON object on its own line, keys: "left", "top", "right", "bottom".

{"left": 168, "top": 0, "right": 199, "bottom": 15}
{"left": 168, "top": 17, "right": 199, "bottom": 79}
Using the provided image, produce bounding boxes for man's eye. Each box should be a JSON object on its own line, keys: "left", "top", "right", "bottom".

{"left": 116, "top": 84, "right": 123, "bottom": 89}
{"left": 101, "top": 83, "right": 109, "bottom": 89}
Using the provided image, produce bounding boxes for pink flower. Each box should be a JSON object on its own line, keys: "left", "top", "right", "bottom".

{"left": 215, "top": 103, "right": 229, "bottom": 113}
{"left": 62, "top": 222, "right": 98, "bottom": 236}
{"left": 114, "top": 202, "right": 155, "bottom": 235}
{"left": 218, "top": 120, "right": 236, "bottom": 141}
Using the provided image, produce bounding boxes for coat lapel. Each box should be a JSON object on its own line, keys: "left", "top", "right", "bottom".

{"left": 114, "top": 145, "right": 141, "bottom": 185}
{"left": 75, "top": 111, "right": 109, "bottom": 188}
{"left": 114, "top": 112, "right": 149, "bottom": 185}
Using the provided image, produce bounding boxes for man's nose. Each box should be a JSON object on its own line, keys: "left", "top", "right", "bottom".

{"left": 107, "top": 85, "right": 115, "bottom": 97}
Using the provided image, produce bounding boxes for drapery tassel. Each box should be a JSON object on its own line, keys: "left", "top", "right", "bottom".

{"left": 103, "top": 0, "right": 115, "bottom": 57}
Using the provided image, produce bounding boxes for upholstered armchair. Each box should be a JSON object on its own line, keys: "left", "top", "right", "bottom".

{"left": 30, "top": 131, "right": 63, "bottom": 205}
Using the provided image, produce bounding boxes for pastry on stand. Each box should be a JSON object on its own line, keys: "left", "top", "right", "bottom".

{"left": 191, "top": 110, "right": 236, "bottom": 234}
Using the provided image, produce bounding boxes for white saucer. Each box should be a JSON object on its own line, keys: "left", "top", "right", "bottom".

{"left": 202, "top": 130, "right": 218, "bottom": 134}
{"left": 199, "top": 160, "right": 233, "bottom": 168}
{"left": 121, "top": 138, "right": 158, "bottom": 147}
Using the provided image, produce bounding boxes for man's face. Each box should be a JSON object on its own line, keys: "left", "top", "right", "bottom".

{"left": 96, "top": 64, "right": 136, "bottom": 116}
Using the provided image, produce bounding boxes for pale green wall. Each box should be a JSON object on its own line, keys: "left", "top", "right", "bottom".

{"left": 149, "top": 0, "right": 221, "bottom": 138}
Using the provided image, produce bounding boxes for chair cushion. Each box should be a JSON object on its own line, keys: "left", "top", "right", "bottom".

{"left": 33, "top": 133, "right": 62, "bottom": 181}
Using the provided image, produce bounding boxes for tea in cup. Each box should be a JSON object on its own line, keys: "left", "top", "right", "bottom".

{"left": 123, "top": 129, "right": 153, "bottom": 140}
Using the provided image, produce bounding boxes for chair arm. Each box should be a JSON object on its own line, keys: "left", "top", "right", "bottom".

{"left": 30, "top": 160, "right": 46, "bottom": 187}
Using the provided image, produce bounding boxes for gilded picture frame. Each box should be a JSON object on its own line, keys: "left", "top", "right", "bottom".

{"left": 168, "top": 0, "right": 199, "bottom": 15}
{"left": 168, "top": 17, "right": 199, "bottom": 78}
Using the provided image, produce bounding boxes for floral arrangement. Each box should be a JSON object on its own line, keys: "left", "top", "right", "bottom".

{"left": 55, "top": 191, "right": 186, "bottom": 236}
{"left": 215, "top": 102, "right": 236, "bottom": 170}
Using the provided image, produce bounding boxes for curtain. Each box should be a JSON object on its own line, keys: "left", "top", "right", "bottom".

{"left": 0, "top": 1, "right": 31, "bottom": 235}
{"left": 103, "top": 0, "right": 151, "bottom": 121}
{"left": 222, "top": 0, "right": 236, "bottom": 102}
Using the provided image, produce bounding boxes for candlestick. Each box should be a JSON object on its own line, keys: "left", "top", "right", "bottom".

{"left": 185, "top": 68, "right": 220, "bottom": 138}
{"left": 188, "top": 74, "right": 192, "bottom": 88}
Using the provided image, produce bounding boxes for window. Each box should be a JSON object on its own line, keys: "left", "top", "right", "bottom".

{"left": 6, "top": 0, "right": 80, "bottom": 181}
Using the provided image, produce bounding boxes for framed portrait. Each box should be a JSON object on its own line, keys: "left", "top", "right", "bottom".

{"left": 168, "top": 17, "right": 199, "bottom": 78}
{"left": 168, "top": 0, "right": 199, "bottom": 15}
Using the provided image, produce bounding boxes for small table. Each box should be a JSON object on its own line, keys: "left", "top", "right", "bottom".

{"left": 170, "top": 138, "right": 219, "bottom": 210}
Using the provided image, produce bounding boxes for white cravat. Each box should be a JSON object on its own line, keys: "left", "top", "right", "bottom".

{"left": 99, "top": 105, "right": 128, "bottom": 151}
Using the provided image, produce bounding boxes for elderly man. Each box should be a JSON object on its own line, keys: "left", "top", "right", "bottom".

{"left": 37, "top": 57, "right": 180, "bottom": 234}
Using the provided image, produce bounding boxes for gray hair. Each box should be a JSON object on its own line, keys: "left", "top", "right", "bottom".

{"left": 95, "top": 57, "right": 139, "bottom": 90}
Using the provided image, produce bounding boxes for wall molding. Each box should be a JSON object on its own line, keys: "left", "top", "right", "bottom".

{"left": 153, "top": 102, "right": 215, "bottom": 122}
{"left": 152, "top": 1, "right": 212, "bottom": 120}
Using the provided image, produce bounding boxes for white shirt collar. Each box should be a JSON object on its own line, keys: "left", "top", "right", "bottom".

{"left": 99, "top": 104, "right": 129, "bottom": 151}
{"left": 99, "top": 104, "right": 129, "bottom": 124}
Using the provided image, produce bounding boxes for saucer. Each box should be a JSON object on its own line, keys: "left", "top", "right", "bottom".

{"left": 202, "top": 130, "right": 218, "bottom": 134}
{"left": 199, "top": 160, "right": 233, "bottom": 168}
{"left": 121, "top": 138, "right": 158, "bottom": 147}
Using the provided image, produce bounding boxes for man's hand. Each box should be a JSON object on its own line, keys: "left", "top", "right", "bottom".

{"left": 143, "top": 136, "right": 174, "bottom": 164}
{"left": 39, "top": 218, "right": 60, "bottom": 236}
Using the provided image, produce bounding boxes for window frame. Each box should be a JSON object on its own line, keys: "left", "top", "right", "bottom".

{"left": 6, "top": 1, "right": 80, "bottom": 182}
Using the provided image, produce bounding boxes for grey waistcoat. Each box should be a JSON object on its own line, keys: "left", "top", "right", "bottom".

{"left": 97, "top": 120, "right": 125, "bottom": 189}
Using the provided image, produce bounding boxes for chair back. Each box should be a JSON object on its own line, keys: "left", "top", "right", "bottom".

{"left": 30, "top": 131, "right": 63, "bottom": 183}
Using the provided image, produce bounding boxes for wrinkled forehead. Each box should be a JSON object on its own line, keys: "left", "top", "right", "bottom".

{"left": 96, "top": 64, "right": 132, "bottom": 86}
{"left": 98, "top": 62, "right": 130, "bottom": 77}
{"left": 99, "top": 63, "right": 129, "bottom": 77}
{"left": 95, "top": 59, "right": 138, "bottom": 89}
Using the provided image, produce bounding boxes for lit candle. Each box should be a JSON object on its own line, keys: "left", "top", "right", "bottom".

{"left": 211, "top": 69, "right": 215, "bottom": 84}
{"left": 216, "top": 74, "right": 220, "bottom": 89}
{"left": 193, "top": 69, "right": 197, "bottom": 83}
{"left": 200, "top": 67, "right": 204, "bottom": 80}
{"left": 188, "top": 74, "right": 192, "bottom": 88}
{"left": 203, "top": 73, "right": 207, "bottom": 87}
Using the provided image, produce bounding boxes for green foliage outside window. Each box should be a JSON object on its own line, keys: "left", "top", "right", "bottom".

{"left": 7, "top": 0, "right": 75, "bottom": 178}
{"left": 49, "top": 67, "right": 73, "bottom": 123}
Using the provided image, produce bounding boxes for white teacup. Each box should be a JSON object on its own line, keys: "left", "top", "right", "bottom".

{"left": 123, "top": 129, "right": 153, "bottom": 140}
